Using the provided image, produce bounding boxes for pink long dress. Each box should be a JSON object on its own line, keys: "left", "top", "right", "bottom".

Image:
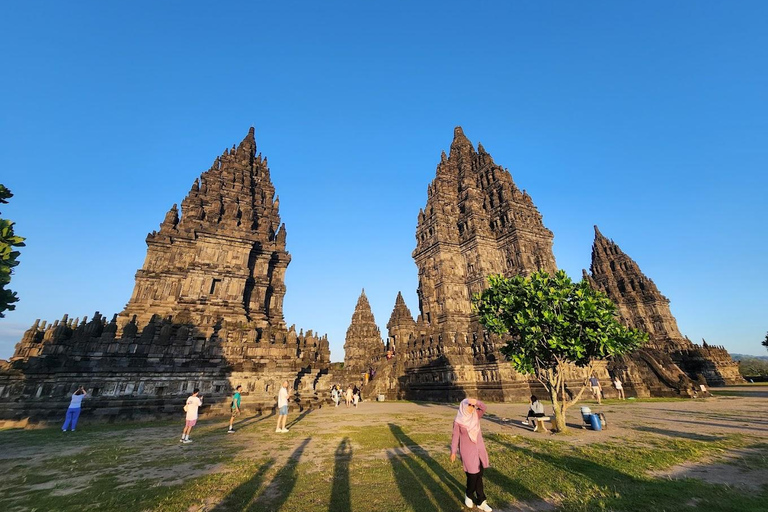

{"left": 450, "top": 400, "right": 490, "bottom": 473}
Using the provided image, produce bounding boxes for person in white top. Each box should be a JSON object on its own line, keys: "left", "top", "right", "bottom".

{"left": 613, "top": 377, "right": 625, "bottom": 400}
{"left": 62, "top": 386, "right": 87, "bottom": 432}
{"left": 181, "top": 388, "right": 203, "bottom": 443}
{"left": 275, "top": 380, "right": 291, "bottom": 433}
{"left": 522, "top": 395, "right": 545, "bottom": 426}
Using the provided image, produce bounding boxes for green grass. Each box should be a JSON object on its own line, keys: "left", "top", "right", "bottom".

{"left": 1, "top": 417, "right": 767, "bottom": 512}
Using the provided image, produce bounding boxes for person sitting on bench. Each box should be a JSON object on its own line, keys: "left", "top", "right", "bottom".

{"left": 522, "top": 395, "right": 545, "bottom": 425}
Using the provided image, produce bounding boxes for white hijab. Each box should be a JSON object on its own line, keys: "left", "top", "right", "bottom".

{"left": 454, "top": 398, "right": 481, "bottom": 443}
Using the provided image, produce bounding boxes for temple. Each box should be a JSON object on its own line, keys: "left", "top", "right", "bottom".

{"left": 583, "top": 226, "right": 741, "bottom": 386}
{"left": 0, "top": 126, "right": 742, "bottom": 425}
{"left": 0, "top": 128, "right": 331, "bottom": 425}
{"left": 360, "top": 127, "right": 741, "bottom": 401}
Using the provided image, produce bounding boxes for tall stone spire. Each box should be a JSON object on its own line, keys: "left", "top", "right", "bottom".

{"left": 386, "top": 292, "right": 416, "bottom": 353}
{"left": 120, "top": 127, "right": 291, "bottom": 333}
{"left": 413, "top": 126, "right": 556, "bottom": 331}
{"left": 343, "top": 289, "right": 384, "bottom": 375}
{"left": 583, "top": 226, "right": 688, "bottom": 349}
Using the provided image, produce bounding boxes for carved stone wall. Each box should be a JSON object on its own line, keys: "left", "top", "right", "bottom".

{"left": 583, "top": 227, "right": 742, "bottom": 386}
{"left": 0, "top": 129, "right": 331, "bottom": 424}
{"left": 397, "top": 127, "right": 560, "bottom": 401}
{"left": 342, "top": 290, "right": 384, "bottom": 377}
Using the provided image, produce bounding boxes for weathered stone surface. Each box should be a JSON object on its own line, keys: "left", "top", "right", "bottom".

{"left": 367, "top": 127, "right": 740, "bottom": 402}
{"left": 0, "top": 129, "right": 331, "bottom": 423}
{"left": 342, "top": 290, "right": 384, "bottom": 377}
{"left": 584, "top": 226, "right": 742, "bottom": 386}
{"left": 381, "top": 127, "right": 559, "bottom": 402}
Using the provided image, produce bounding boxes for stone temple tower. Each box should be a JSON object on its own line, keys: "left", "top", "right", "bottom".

{"left": 119, "top": 127, "right": 290, "bottom": 335}
{"left": 583, "top": 226, "right": 742, "bottom": 386}
{"left": 343, "top": 290, "right": 384, "bottom": 376}
{"left": 413, "top": 126, "right": 557, "bottom": 333}
{"left": 583, "top": 226, "right": 689, "bottom": 351}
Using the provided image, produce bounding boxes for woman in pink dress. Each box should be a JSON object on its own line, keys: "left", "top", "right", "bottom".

{"left": 450, "top": 398, "right": 492, "bottom": 511}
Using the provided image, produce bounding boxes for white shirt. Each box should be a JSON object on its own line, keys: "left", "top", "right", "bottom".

{"left": 278, "top": 386, "right": 289, "bottom": 407}
{"left": 531, "top": 400, "right": 544, "bottom": 415}
{"left": 186, "top": 395, "right": 203, "bottom": 420}
{"left": 614, "top": 379, "right": 623, "bottom": 389}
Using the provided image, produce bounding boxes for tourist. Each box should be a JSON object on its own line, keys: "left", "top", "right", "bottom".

{"left": 450, "top": 398, "right": 492, "bottom": 512}
{"left": 352, "top": 384, "right": 360, "bottom": 407}
{"left": 228, "top": 385, "right": 242, "bottom": 433}
{"left": 181, "top": 388, "right": 203, "bottom": 443}
{"left": 386, "top": 350, "right": 393, "bottom": 361}
{"left": 62, "top": 386, "right": 87, "bottom": 432}
{"left": 275, "top": 380, "right": 291, "bottom": 433}
{"left": 613, "top": 377, "right": 625, "bottom": 400}
{"left": 589, "top": 374, "right": 602, "bottom": 404}
{"left": 521, "top": 395, "right": 545, "bottom": 426}
{"left": 345, "top": 385, "right": 353, "bottom": 408}
{"left": 331, "top": 385, "right": 340, "bottom": 407}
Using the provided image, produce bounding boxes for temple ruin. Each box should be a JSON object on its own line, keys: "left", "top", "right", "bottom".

{"left": 0, "top": 128, "right": 331, "bottom": 424}
{"left": 0, "top": 126, "right": 742, "bottom": 424}
{"left": 362, "top": 127, "right": 742, "bottom": 401}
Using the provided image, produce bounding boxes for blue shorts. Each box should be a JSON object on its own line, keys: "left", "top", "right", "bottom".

{"left": 279, "top": 405, "right": 288, "bottom": 415}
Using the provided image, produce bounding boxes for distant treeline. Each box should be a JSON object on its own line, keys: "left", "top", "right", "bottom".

{"left": 734, "top": 354, "right": 768, "bottom": 380}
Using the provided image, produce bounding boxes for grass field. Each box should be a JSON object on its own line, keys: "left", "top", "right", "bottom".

{"left": 1, "top": 393, "right": 767, "bottom": 512}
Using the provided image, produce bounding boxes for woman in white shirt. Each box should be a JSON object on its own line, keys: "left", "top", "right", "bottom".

{"left": 522, "top": 395, "right": 545, "bottom": 426}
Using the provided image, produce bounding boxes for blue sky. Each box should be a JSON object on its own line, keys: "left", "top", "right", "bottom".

{"left": 1, "top": 1, "right": 766, "bottom": 360}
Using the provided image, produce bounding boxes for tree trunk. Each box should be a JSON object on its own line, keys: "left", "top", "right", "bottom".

{"left": 546, "top": 368, "right": 568, "bottom": 432}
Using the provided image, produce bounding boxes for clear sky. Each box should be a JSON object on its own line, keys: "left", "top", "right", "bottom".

{"left": 1, "top": 1, "right": 766, "bottom": 360}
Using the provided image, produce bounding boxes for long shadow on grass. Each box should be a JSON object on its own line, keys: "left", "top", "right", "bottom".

{"left": 633, "top": 425, "right": 727, "bottom": 441}
{"left": 233, "top": 411, "right": 275, "bottom": 430}
{"left": 246, "top": 437, "right": 311, "bottom": 512}
{"left": 492, "top": 436, "right": 768, "bottom": 511}
{"left": 212, "top": 458, "right": 276, "bottom": 511}
{"left": 286, "top": 408, "right": 313, "bottom": 430}
{"left": 329, "top": 437, "right": 352, "bottom": 512}
{"left": 387, "top": 423, "right": 463, "bottom": 511}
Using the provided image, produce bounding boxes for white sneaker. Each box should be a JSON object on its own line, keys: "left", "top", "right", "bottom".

{"left": 183, "top": 439, "right": 192, "bottom": 444}
{"left": 281, "top": 428, "right": 289, "bottom": 433}
{"left": 276, "top": 428, "right": 282, "bottom": 433}
{"left": 521, "top": 420, "right": 529, "bottom": 425}
{"left": 464, "top": 495, "right": 474, "bottom": 508}
{"left": 227, "top": 429, "right": 235, "bottom": 433}
{"left": 477, "top": 500, "right": 492, "bottom": 512}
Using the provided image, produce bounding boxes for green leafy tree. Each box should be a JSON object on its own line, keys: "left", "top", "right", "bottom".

{"left": 0, "top": 185, "right": 25, "bottom": 317}
{"left": 762, "top": 331, "right": 768, "bottom": 353}
{"left": 473, "top": 270, "right": 647, "bottom": 432}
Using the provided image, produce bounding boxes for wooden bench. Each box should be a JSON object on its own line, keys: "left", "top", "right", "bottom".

{"left": 532, "top": 416, "right": 551, "bottom": 433}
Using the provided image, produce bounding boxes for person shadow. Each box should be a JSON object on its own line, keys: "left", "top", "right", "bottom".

{"left": 329, "top": 437, "right": 352, "bottom": 512}
{"left": 286, "top": 408, "right": 314, "bottom": 430}
{"left": 211, "top": 458, "right": 275, "bottom": 511}
{"left": 213, "top": 437, "right": 311, "bottom": 511}
{"left": 233, "top": 411, "right": 275, "bottom": 430}
{"left": 387, "top": 423, "right": 464, "bottom": 511}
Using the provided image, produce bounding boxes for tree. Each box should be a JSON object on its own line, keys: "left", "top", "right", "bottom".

{"left": 763, "top": 331, "right": 768, "bottom": 353}
{"left": 738, "top": 357, "right": 768, "bottom": 379}
{"left": 0, "top": 185, "right": 25, "bottom": 317}
{"left": 473, "top": 270, "right": 647, "bottom": 432}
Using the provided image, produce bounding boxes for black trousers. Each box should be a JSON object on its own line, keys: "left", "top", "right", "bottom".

{"left": 527, "top": 410, "right": 545, "bottom": 419}
{"left": 466, "top": 464, "right": 486, "bottom": 504}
